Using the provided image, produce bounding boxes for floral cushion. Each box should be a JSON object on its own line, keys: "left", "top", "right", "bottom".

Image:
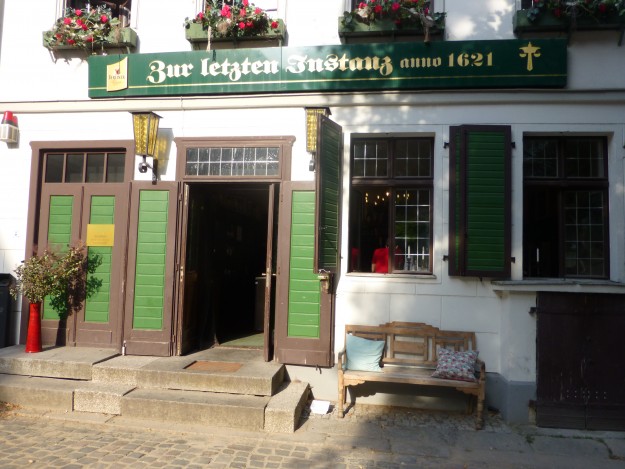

{"left": 431, "top": 348, "right": 478, "bottom": 382}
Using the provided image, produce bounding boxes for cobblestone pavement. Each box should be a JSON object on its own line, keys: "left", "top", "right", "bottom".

{"left": 1, "top": 402, "right": 625, "bottom": 468}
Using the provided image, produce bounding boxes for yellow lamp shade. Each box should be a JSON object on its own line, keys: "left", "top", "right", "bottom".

{"left": 132, "top": 112, "right": 161, "bottom": 158}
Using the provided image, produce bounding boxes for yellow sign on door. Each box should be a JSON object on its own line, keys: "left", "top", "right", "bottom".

{"left": 86, "top": 224, "right": 115, "bottom": 246}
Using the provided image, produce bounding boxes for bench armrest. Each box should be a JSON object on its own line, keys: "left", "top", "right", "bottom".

{"left": 337, "top": 347, "right": 346, "bottom": 371}
{"left": 475, "top": 358, "right": 486, "bottom": 382}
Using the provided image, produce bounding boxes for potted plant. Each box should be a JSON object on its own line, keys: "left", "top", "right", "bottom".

{"left": 10, "top": 245, "right": 86, "bottom": 353}
{"left": 184, "top": 0, "right": 285, "bottom": 48}
{"left": 339, "top": 0, "right": 446, "bottom": 42}
{"left": 43, "top": 5, "right": 138, "bottom": 53}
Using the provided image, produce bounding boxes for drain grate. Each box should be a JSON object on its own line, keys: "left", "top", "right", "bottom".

{"left": 185, "top": 361, "right": 242, "bottom": 372}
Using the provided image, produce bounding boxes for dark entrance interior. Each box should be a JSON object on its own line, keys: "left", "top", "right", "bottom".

{"left": 181, "top": 183, "right": 276, "bottom": 353}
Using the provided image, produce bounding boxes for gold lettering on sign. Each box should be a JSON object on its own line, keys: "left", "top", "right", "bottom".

{"left": 106, "top": 57, "right": 128, "bottom": 92}
{"left": 519, "top": 42, "right": 541, "bottom": 72}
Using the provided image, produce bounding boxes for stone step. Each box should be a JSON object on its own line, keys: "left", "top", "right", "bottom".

{"left": 93, "top": 348, "right": 285, "bottom": 396}
{"left": 0, "top": 374, "right": 76, "bottom": 411}
{"left": 73, "top": 382, "right": 136, "bottom": 415}
{"left": 0, "top": 345, "right": 118, "bottom": 380}
{"left": 265, "top": 380, "right": 310, "bottom": 433}
{"left": 121, "top": 388, "right": 270, "bottom": 431}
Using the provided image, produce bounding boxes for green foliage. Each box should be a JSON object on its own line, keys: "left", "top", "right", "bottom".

{"left": 184, "top": 0, "right": 280, "bottom": 39}
{"left": 43, "top": 5, "right": 120, "bottom": 51}
{"left": 10, "top": 244, "right": 90, "bottom": 316}
{"left": 341, "top": 0, "right": 446, "bottom": 30}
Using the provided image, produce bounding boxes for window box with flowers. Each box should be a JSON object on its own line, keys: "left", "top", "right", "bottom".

{"left": 184, "top": 0, "right": 286, "bottom": 50}
{"left": 339, "top": 0, "right": 445, "bottom": 43}
{"left": 43, "top": 6, "right": 138, "bottom": 54}
{"left": 514, "top": 0, "right": 625, "bottom": 44}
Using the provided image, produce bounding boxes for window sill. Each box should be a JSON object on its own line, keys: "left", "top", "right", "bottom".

{"left": 42, "top": 27, "right": 138, "bottom": 53}
{"left": 346, "top": 272, "right": 437, "bottom": 280}
{"left": 492, "top": 278, "right": 625, "bottom": 294}
{"left": 185, "top": 20, "right": 285, "bottom": 50}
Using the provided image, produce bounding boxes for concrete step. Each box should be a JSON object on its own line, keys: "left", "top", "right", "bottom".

{"left": 74, "top": 382, "right": 136, "bottom": 414}
{"left": 0, "top": 345, "right": 117, "bottom": 380}
{"left": 93, "top": 348, "right": 285, "bottom": 396}
{"left": 121, "top": 388, "right": 270, "bottom": 431}
{"left": 265, "top": 380, "right": 310, "bottom": 433}
{"left": 0, "top": 374, "right": 76, "bottom": 411}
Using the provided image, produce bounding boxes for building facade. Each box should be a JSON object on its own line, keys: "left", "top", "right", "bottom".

{"left": 1, "top": 0, "right": 625, "bottom": 428}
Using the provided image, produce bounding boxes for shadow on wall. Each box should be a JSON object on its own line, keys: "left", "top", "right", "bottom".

{"left": 445, "top": 0, "right": 515, "bottom": 40}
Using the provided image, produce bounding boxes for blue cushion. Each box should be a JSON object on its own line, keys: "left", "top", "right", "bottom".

{"left": 345, "top": 334, "right": 385, "bottom": 372}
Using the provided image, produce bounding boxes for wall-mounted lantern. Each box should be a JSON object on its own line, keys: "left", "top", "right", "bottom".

{"left": 131, "top": 111, "right": 161, "bottom": 184}
{"left": 0, "top": 111, "right": 19, "bottom": 144}
{"left": 305, "top": 107, "right": 331, "bottom": 171}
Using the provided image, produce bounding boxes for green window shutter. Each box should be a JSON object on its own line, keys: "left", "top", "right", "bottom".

{"left": 315, "top": 116, "right": 342, "bottom": 273}
{"left": 448, "top": 125, "right": 511, "bottom": 278}
{"left": 132, "top": 190, "right": 169, "bottom": 330}
{"left": 288, "top": 191, "right": 321, "bottom": 338}
{"left": 84, "top": 196, "right": 115, "bottom": 323}
{"left": 43, "top": 195, "right": 74, "bottom": 320}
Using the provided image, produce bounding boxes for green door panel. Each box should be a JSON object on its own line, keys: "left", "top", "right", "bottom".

{"left": 43, "top": 195, "right": 74, "bottom": 320}
{"left": 132, "top": 190, "right": 169, "bottom": 330}
{"left": 84, "top": 196, "right": 115, "bottom": 323}
{"left": 288, "top": 191, "right": 321, "bottom": 339}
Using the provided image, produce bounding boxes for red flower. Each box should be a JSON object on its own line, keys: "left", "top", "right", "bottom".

{"left": 75, "top": 9, "right": 82, "bottom": 16}
{"left": 221, "top": 5, "right": 231, "bottom": 18}
{"left": 359, "top": 2, "right": 367, "bottom": 8}
{"left": 271, "top": 20, "right": 279, "bottom": 29}
{"left": 424, "top": 7, "right": 429, "bottom": 15}
{"left": 86, "top": 36, "right": 94, "bottom": 42}
{"left": 197, "top": 12, "right": 204, "bottom": 20}
{"left": 81, "top": 23, "right": 88, "bottom": 31}
{"left": 374, "top": 5, "right": 383, "bottom": 13}
{"left": 255, "top": 8, "right": 262, "bottom": 14}
{"left": 67, "top": 39, "right": 76, "bottom": 45}
{"left": 100, "top": 15, "right": 108, "bottom": 23}
{"left": 243, "top": 0, "right": 249, "bottom": 5}
{"left": 598, "top": 3, "right": 607, "bottom": 13}
{"left": 391, "top": 2, "right": 400, "bottom": 12}
{"left": 64, "top": 17, "right": 72, "bottom": 25}
{"left": 55, "top": 33, "right": 63, "bottom": 39}
{"left": 246, "top": 21, "right": 254, "bottom": 28}
{"left": 239, "top": 21, "right": 246, "bottom": 29}
{"left": 553, "top": 7, "right": 562, "bottom": 17}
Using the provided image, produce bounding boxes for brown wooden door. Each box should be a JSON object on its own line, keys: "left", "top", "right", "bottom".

{"left": 537, "top": 292, "right": 625, "bottom": 431}
{"left": 263, "top": 183, "right": 277, "bottom": 362}
{"left": 123, "top": 182, "right": 179, "bottom": 356}
{"left": 36, "top": 184, "right": 129, "bottom": 348}
{"left": 75, "top": 184, "right": 129, "bottom": 347}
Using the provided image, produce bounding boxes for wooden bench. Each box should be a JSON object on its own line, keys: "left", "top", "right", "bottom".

{"left": 337, "top": 321, "right": 486, "bottom": 429}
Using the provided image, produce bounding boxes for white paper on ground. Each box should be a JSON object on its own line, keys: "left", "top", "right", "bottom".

{"left": 310, "top": 400, "right": 331, "bottom": 415}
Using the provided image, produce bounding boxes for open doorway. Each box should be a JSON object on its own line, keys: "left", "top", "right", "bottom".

{"left": 179, "top": 183, "right": 277, "bottom": 355}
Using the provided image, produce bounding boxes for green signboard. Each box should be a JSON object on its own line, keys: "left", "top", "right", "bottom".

{"left": 88, "top": 39, "right": 566, "bottom": 98}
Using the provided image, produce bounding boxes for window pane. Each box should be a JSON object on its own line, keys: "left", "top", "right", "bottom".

{"left": 45, "top": 154, "right": 65, "bottom": 183}
{"left": 65, "top": 153, "right": 84, "bottom": 182}
{"left": 394, "top": 139, "right": 432, "bottom": 178}
{"left": 564, "top": 139, "right": 605, "bottom": 178}
{"left": 349, "top": 187, "right": 389, "bottom": 272}
{"left": 352, "top": 140, "right": 388, "bottom": 177}
{"left": 86, "top": 153, "right": 105, "bottom": 183}
{"left": 395, "top": 189, "right": 431, "bottom": 272}
{"left": 524, "top": 138, "right": 558, "bottom": 178}
{"left": 563, "top": 190, "right": 605, "bottom": 277}
{"left": 106, "top": 153, "right": 125, "bottom": 182}
{"left": 186, "top": 146, "right": 280, "bottom": 177}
